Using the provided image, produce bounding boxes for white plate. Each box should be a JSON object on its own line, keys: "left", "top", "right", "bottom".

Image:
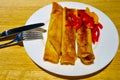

{"left": 23, "top": 2, "right": 119, "bottom": 76}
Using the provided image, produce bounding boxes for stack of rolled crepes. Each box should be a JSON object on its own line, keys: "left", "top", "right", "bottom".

{"left": 43, "top": 2, "right": 95, "bottom": 65}
{"left": 43, "top": 2, "right": 63, "bottom": 63}
{"left": 60, "top": 7, "right": 77, "bottom": 65}
{"left": 76, "top": 10, "right": 95, "bottom": 64}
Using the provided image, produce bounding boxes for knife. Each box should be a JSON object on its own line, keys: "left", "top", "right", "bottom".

{"left": 0, "top": 23, "right": 45, "bottom": 38}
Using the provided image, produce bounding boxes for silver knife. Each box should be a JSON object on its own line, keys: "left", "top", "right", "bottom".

{"left": 0, "top": 23, "right": 45, "bottom": 38}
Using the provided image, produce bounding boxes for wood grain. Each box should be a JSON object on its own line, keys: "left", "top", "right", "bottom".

{"left": 0, "top": 0, "right": 120, "bottom": 79}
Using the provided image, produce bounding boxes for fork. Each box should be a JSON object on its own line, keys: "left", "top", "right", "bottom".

{"left": 0, "top": 31, "right": 43, "bottom": 48}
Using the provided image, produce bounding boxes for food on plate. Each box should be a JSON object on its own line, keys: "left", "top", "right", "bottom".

{"left": 43, "top": 2, "right": 103, "bottom": 65}
{"left": 76, "top": 19, "right": 95, "bottom": 64}
{"left": 43, "top": 2, "right": 63, "bottom": 63}
{"left": 76, "top": 9, "right": 95, "bottom": 65}
{"left": 75, "top": 9, "right": 102, "bottom": 64}
{"left": 60, "top": 7, "right": 76, "bottom": 65}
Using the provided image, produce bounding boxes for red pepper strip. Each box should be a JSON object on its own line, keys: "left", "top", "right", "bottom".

{"left": 74, "top": 23, "right": 80, "bottom": 30}
{"left": 95, "top": 26, "right": 100, "bottom": 42}
{"left": 66, "top": 13, "right": 75, "bottom": 27}
{"left": 85, "top": 18, "right": 94, "bottom": 29}
{"left": 66, "top": 22, "right": 71, "bottom": 26}
{"left": 74, "top": 17, "right": 82, "bottom": 29}
{"left": 67, "top": 13, "right": 82, "bottom": 30}
{"left": 78, "top": 10, "right": 85, "bottom": 17}
{"left": 97, "top": 23, "right": 103, "bottom": 29}
{"left": 92, "top": 30, "right": 99, "bottom": 44}
{"left": 81, "top": 12, "right": 94, "bottom": 29}
{"left": 69, "top": 13, "right": 77, "bottom": 20}
{"left": 92, "top": 33, "right": 99, "bottom": 44}
{"left": 92, "top": 25, "right": 99, "bottom": 43}
{"left": 92, "top": 32, "right": 96, "bottom": 44}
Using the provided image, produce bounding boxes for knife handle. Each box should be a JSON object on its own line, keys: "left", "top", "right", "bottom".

{"left": 0, "top": 23, "right": 44, "bottom": 37}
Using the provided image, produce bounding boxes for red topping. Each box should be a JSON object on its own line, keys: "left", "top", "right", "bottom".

{"left": 66, "top": 8, "right": 103, "bottom": 44}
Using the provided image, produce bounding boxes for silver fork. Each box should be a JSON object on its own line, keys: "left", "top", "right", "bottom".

{"left": 0, "top": 31, "right": 43, "bottom": 48}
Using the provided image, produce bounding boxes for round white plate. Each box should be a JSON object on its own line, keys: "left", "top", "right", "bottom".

{"left": 23, "top": 2, "right": 119, "bottom": 76}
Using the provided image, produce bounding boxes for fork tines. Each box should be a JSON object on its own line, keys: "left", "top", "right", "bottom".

{"left": 22, "top": 31, "right": 43, "bottom": 40}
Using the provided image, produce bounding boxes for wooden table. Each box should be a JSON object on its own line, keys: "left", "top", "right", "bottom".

{"left": 0, "top": 0, "right": 120, "bottom": 79}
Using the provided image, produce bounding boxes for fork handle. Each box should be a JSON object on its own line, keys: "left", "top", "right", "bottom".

{"left": 0, "top": 33, "right": 22, "bottom": 48}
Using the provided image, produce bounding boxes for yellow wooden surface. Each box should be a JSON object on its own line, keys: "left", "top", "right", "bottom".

{"left": 0, "top": 0, "right": 120, "bottom": 80}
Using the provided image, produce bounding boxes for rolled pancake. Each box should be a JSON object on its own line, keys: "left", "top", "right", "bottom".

{"left": 43, "top": 2, "right": 63, "bottom": 63}
{"left": 60, "top": 8, "right": 76, "bottom": 65}
{"left": 76, "top": 10, "right": 95, "bottom": 64}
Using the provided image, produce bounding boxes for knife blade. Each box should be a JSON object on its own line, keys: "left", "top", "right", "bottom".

{"left": 0, "top": 23, "right": 45, "bottom": 38}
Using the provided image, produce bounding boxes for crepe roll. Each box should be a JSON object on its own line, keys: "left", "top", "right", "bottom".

{"left": 76, "top": 22, "right": 95, "bottom": 64}
{"left": 43, "top": 2, "right": 63, "bottom": 63}
{"left": 60, "top": 8, "right": 76, "bottom": 65}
